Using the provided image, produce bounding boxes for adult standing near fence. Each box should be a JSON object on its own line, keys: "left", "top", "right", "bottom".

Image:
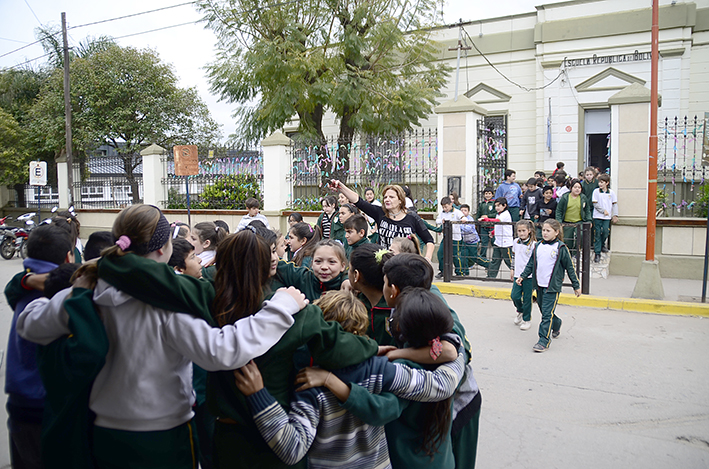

{"left": 330, "top": 180, "right": 435, "bottom": 261}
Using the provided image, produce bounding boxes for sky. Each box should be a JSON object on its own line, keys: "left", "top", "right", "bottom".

{"left": 0, "top": 0, "right": 555, "bottom": 141}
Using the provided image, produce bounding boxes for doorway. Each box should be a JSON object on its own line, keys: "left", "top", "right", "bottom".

{"left": 584, "top": 109, "right": 611, "bottom": 174}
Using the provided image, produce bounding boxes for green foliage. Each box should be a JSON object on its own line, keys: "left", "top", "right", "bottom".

{"left": 290, "top": 195, "right": 323, "bottom": 211}
{"left": 197, "top": 175, "right": 261, "bottom": 209}
{"left": 656, "top": 188, "right": 668, "bottom": 215}
{"left": 166, "top": 187, "right": 188, "bottom": 209}
{"left": 28, "top": 43, "right": 222, "bottom": 166}
{"left": 0, "top": 108, "right": 31, "bottom": 185}
{"left": 199, "top": 0, "right": 448, "bottom": 181}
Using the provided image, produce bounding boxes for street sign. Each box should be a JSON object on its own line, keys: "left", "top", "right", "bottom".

{"left": 29, "top": 161, "right": 47, "bottom": 186}
{"left": 174, "top": 145, "right": 199, "bottom": 176}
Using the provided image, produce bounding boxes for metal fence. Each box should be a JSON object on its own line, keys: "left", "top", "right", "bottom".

{"left": 290, "top": 129, "right": 438, "bottom": 212}
{"left": 7, "top": 185, "right": 60, "bottom": 209}
{"left": 477, "top": 116, "right": 508, "bottom": 206}
{"left": 658, "top": 115, "right": 709, "bottom": 217}
{"left": 440, "top": 220, "right": 591, "bottom": 294}
{"left": 72, "top": 155, "right": 143, "bottom": 209}
{"left": 162, "top": 146, "right": 263, "bottom": 210}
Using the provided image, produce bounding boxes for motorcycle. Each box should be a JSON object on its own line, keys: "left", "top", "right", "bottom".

{"left": 0, "top": 216, "right": 16, "bottom": 260}
{"left": 15, "top": 213, "right": 37, "bottom": 260}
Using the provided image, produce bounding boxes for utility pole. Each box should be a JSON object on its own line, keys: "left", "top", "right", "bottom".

{"left": 62, "top": 12, "right": 74, "bottom": 206}
{"left": 448, "top": 21, "right": 471, "bottom": 102}
{"left": 646, "top": 0, "right": 659, "bottom": 262}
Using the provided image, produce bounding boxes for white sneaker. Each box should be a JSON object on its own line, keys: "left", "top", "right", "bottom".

{"left": 519, "top": 321, "right": 531, "bottom": 330}
{"left": 514, "top": 313, "right": 523, "bottom": 325}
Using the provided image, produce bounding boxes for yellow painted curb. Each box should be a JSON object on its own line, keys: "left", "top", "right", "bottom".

{"left": 433, "top": 282, "right": 709, "bottom": 317}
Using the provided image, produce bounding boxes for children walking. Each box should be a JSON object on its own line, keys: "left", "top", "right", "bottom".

{"left": 591, "top": 174, "right": 618, "bottom": 262}
{"left": 435, "top": 197, "right": 464, "bottom": 278}
{"left": 459, "top": 204, "right": 489, "bottom": 274}
{"left": 485, "top": 198, "right": 514, "bottom": 278}
{"left": 476, "top": 187, "right": 496, "bottom": 260}
{"left": 555, "top": 179, "right": 592, "bottom": 250}
{"left": 510, "top": 221, "right": 536, "bottom": 331}
{"left": 520, "top": 178, "right": 543, "bottom": 222}
{"left": 495, "top": 170, "right": 523, "bottom": 221}
{"left": 517, "top": 219, "right": 581, "bottom": 352}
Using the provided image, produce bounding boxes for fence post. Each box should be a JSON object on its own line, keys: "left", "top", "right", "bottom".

{"left": 262, "top": 131, "right": 293, "bottom": 213}
{"left": 443, "top": 221, "right": 453, "bottom": 282}
{"left": 56, "top": 152, "right": 70, "bottom": 208}
{"left": 141, "top": 144, "right": 166, "bottom": 207}
{"left": 582, "top": 222, "right": 591, "bottom": 294}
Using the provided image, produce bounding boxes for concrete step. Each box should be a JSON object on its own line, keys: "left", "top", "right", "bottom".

{"left": 591, "top": 251, "right": 611, "bottom": 279}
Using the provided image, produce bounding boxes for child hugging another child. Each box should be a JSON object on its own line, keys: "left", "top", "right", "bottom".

{"left": 232, "top": 289, "right": 465, "bottom": 469}
{"left": 510, "top": 220, "right": 536, "bottom": 331}
{"left": 273, "top": 239, "right": 348, "bottom": 301}
{"left": 189, "top": 220, "right": 227, "bottom": 267}
{"left": 17, "top": 205, "right": 309, "bottom": 469}
{"left": 517, "top": 219, "right": 581, "bottom": 353}
{"left": 288, "top": 222, "right": 322, "bottom": 268}
{"left": 168, "top": 238, "right": 203, "bottom": 278}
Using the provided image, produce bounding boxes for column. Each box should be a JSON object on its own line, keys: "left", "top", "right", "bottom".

{"left": 261, "top": 131, "right": 293, "bottom": 212}
{"left": 140, "top": 144, "right": 166, "bottom": 207}
{"left": 56, "top": 152, "right": 69, "bottom": 208}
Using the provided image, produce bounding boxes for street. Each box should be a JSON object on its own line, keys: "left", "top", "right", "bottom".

{"left": 1, "top": 256, "right": 709, "bottom": 468}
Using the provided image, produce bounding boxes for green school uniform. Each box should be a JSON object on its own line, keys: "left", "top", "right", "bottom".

{"left": 359, "top": 294, "right": 395, "bottom": 346}
{"left": 344, "top": 236, "right": 371, "bottom": 259}
{"left": 37, "top": 288, "right": 109, "bottom": 469}
{"left": 96, "top": 254, "right": 378, "bottom": 469}
{"left": 581, "top": 179, "right": 599, "bottom": 201}
{"left": 316, "top": 212, "right": 345, "bottom": 244}
{"left": 271, "top": 260, "right": 345, "bottom": 301}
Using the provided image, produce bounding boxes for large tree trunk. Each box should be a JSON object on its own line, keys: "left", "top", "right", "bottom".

{"left": 13, "top": 183, "right": 26, "bottom": 208}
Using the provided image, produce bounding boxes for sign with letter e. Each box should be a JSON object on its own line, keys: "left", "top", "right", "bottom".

{"left": 29, "top": 161, "right": 47, "bottom": 186}
{"left": 174, "top": 145, "right": 199, "bottom": 176}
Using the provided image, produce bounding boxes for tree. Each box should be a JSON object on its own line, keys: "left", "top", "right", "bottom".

{"left": 0, "top": 108, "right": 31, "bottom": 186}
{"left": 29, "top": 43, "right": 222, "bottom": 204}
{"left": 199, "top": 0, "right": 448, "bottom": 184}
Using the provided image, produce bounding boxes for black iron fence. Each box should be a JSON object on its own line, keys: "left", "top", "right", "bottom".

{"left": 72, "top": 155, "right": 143, "bottom": 209}
{"left": 440, "top": 220, "right": 591, "bottom": 295}
{"left": 162, "top": 146, "right": 263, "bottom": 210}
{"left": 7, "top": 185, "right": 60, "bottom": 209}
{"left": 290, "top": 130, "right": 438, "bottom": 212}
{"left": 658, "top": 115, "right": 709, "bottom": 217}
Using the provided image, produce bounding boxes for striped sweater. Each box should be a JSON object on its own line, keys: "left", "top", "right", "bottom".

{"left": 246, "top": 346, "right": 466, "bottom": 469}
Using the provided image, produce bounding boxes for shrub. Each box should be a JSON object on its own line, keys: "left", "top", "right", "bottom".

{"left": 198, "top": 174, "right": 261, "bottom": 209}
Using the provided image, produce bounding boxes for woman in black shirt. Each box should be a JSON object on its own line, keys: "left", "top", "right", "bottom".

{"left": 330, "top": 180, "right": 435, "bottom": 261}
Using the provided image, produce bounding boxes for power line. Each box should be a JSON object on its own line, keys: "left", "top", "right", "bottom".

{"left": 23, "top": 0, "right": 43, "bottom": 26}
{"left": 462, "top": 27, "right": 563, "bottom": 92}
{"left": 113, "top": 21, "right": 197, "bottom": 40}
{"left": 0, "top": 37, "right": 30, "bottom": 44}
{"left": 2, "top": 52, "right": 53, "bottom": 71}
{"left": 69, "top": 1, "right": 197, "bottom": 30}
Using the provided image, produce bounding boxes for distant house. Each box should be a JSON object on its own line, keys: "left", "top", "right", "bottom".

{"left": 75, "top": 145, "right": 144, "bottom": 208}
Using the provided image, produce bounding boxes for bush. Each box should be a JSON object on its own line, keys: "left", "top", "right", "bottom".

{"left": 166, "top": 187, "right": 187, "bottom": 209}
{"left": 198, "top": 175, "right": 261, "bottom": 210}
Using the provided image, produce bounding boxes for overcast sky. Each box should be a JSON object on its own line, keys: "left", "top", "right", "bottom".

{"left": 0, "top": 0, "right": 554, "bottom": 141}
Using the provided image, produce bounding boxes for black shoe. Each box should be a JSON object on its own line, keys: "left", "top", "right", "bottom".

{"left": 601, "top": 246, "right": 609, "bottom": 253}
{"left": 435, "top": 272, "right": 443, "bottom": 279}
{"left": 594, "top": 253, "right": 601, "bottom": 263}
{"left": 552, "top": 321, "right": 561, "bottom": 339}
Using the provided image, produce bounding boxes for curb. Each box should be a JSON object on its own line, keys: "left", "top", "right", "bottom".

{"left": 433, "top": 282, "right": 709, "bottom": 317}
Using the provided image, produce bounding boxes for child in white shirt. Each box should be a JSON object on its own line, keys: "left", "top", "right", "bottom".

{"left": 591, "top": 174, "right": 618, "bottom": 263}
{"left": 486, "top": 198, "right": 513, "bottom": 278}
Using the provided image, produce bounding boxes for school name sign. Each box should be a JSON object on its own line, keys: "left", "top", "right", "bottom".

{"left": 564, "top": 51, "right": 651, "bottom": 68}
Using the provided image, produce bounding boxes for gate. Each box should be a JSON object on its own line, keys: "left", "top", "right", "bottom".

{"left": 477, "top": 115, "right": 508, "bottom": 207}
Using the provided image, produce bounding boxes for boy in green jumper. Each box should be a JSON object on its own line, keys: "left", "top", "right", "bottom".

{"left": 343, "top": 214, "right": 371, "bottom": 259}
{"left": 476, "top": 187, "right": 496, "bottom": 261}
{"left": 581, "top": 166, "right": 599, "bottom": 201}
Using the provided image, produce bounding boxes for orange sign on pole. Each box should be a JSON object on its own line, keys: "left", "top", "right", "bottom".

{"left": 174, "top": 145, "right": 199, "bottom": 176}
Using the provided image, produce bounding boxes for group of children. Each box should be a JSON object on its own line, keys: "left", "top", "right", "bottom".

{"left": 4, "top": 192, "right": 482, "bottom": 469}
{"left": 436, "top": 165, "right": 619, "bottom": 281}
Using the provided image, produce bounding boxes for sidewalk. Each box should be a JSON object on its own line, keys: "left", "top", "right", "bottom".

{"left": 433, "top": 269, "right": 709, "bottom": 316}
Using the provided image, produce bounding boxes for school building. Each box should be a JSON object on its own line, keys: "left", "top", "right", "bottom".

{"left": 412, "top": 0, "right": 709, "bottom": 280}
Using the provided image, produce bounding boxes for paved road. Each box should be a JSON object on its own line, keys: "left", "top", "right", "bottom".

{"left": 1, "top": 256, "right": 708, "bottom": 468}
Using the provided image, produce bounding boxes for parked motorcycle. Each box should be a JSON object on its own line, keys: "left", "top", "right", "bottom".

{"left": 0, "top": 216, "right": 16, "bottom": 260}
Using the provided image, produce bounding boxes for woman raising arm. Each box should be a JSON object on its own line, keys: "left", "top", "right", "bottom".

{"left": 331, "top": 180, "right": 435, "bottom": 261}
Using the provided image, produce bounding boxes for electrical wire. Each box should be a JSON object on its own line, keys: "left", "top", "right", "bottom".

{"left": 0, "top": 37, "right": 30, "bottom": 44}
{"left": 68, "top": 1, "right": 197, "bottom": 30}
{"left": 462, "top": 27, "right": 563, "bottom": 92}
{"left": 112, "top": 21, "right": 197, "bottom": 40}
{"left": 23, "top": 0, "right": 43, "bottom": 26}
{"left": 2, "top": 52, "right": 53, "bottom": 70}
